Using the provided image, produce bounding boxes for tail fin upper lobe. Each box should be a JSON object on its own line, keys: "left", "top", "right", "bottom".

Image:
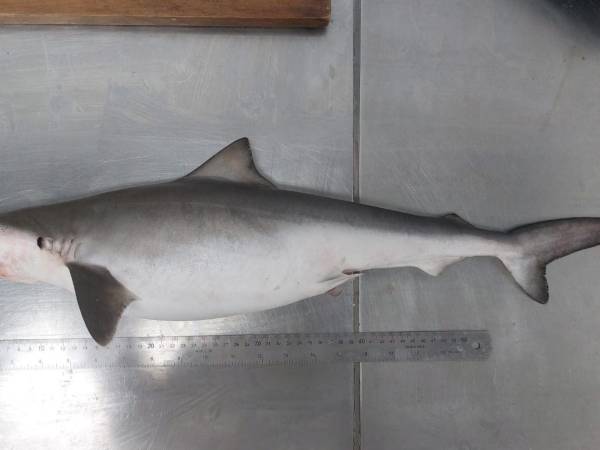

{"left": 500, "top": 218, "right": 600, "bottom": 304}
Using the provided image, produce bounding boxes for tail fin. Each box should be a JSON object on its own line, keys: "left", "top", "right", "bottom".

{"left": 500, "top": 218, "right": 600, "bottom": 304}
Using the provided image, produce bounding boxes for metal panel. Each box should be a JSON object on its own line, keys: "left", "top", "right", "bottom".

{"left": 360, "top": 1, "right": 600, "bottom": 449}
{"left": 0, "top": 0, "right": 354, "bottom": 447}
{"left": 1, "top": 366, "right": 351, "bottom": 450}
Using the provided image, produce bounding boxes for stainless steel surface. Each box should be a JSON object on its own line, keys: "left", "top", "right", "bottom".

{"left": 4, "top": 0, "right": 600, "bottom": 447}
{"left": 1, "top": 366, "right": 351, "bottom": 449}
{"left": 0, "top": 331, "right": 491, "bottom": 370}
{"left": 0, "top": 0, "right": 354, "bottom": 447}
{"left": 360, "top": 1, "right": 600, "bottom": 449}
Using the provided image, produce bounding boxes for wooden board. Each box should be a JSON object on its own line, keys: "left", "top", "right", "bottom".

{"left": 0, "top": 0, "right": 330, "bottom": 28}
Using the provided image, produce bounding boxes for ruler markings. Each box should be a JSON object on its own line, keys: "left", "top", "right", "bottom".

{"left": 0, "top": 330, "right": 491, "bottom": 370}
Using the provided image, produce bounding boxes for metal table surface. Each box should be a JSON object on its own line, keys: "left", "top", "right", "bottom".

{"left": 0, "top": 1, "right": 354, "bottom": 448}
{"left": 3, "top": 0, "right": 600, "bottom": 449}
{"left": 360, "top": 1, "right": 600, "bottom": 449}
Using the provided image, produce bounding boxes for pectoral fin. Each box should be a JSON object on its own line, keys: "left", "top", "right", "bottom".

{"left": 67, "top": 263, "right": 137, "bottom": 346}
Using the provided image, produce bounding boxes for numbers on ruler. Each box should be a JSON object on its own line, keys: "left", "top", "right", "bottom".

{"left": 0, "top": 332, "right": 488, "bottom": 369}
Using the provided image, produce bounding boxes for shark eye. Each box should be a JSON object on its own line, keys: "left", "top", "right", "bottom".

{"left": 37, "top": 237, "right": 44, "bottom": 249}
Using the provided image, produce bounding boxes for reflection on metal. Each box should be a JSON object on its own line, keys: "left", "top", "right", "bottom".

{"left": 0, "top": 366, "right": 110, "bottom": 444}
{"left": 0, "top": 0, "right": 356, "bottom": 447}
{"left": 0, "top": 330, "right": 491, "bottom": 370}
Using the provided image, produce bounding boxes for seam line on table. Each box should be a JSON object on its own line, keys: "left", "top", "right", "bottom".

{"left": 352, "top": 0, "right": 362, "bottom": 449}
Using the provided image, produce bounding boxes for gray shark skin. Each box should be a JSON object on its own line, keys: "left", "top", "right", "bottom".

{"left": 1, "top": 138, "right": 600, "bottom": 345}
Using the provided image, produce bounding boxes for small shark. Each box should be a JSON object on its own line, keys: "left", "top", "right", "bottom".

{"left": 1, "top": 138, "right": 599, "bottom": 345}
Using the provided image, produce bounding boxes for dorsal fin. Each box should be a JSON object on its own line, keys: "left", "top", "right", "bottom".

{"left": 184, "top": 138, "right": 274, "bottom": 188}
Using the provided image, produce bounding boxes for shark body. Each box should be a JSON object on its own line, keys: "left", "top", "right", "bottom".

{"left": 1, "top": 138, "right": 599, "bottom": 344}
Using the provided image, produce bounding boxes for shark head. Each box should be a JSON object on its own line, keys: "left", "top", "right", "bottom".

{"left": 0, "top": 221, "right": 73, "bottom": 290}
{"left": 0, "top": 222, "right": 42, "bottom": 283}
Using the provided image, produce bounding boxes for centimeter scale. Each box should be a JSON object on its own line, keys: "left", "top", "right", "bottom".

{"left": 0, "top": 330, "right": 491, "bottom": 370}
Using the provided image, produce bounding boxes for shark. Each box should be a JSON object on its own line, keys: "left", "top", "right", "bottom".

{"left": 1, "top": 138, "right": 599, "bottom": 345}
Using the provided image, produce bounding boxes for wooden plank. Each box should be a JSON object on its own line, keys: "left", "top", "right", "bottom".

{"left": 0, "top": 0, "right": 330, "bottom": 28}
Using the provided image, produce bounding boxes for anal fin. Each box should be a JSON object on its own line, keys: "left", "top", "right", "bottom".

{"left": 416, "top": 257, "right": 465, "bottom": 276}
{"left": 67, "top": 263, "right": 137, "bottom": 346}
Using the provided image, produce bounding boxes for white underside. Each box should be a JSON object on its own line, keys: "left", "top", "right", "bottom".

{"left": 1, "top": 221, "right": 514, "bottom": 322}
{"left": 117, "top": 225, "right": 510, "bottom": 321}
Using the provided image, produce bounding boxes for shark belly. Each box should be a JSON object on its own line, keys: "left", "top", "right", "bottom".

{"left": 117, "top": 224, "right": 491, "bottom": 320}
{"left": 80, "top": 215, "right": 351, "bottom": 321}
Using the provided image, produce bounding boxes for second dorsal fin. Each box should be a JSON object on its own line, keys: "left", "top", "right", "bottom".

{"left": 184, "top": 138, "right": 274, "bottom": 188}
{"left": 443, "top": 213, "right": 474, "bottom": 227}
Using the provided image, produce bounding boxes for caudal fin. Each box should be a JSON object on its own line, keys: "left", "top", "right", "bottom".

{"left": 500, "top": 218, "right": 600, "bottom": 304}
